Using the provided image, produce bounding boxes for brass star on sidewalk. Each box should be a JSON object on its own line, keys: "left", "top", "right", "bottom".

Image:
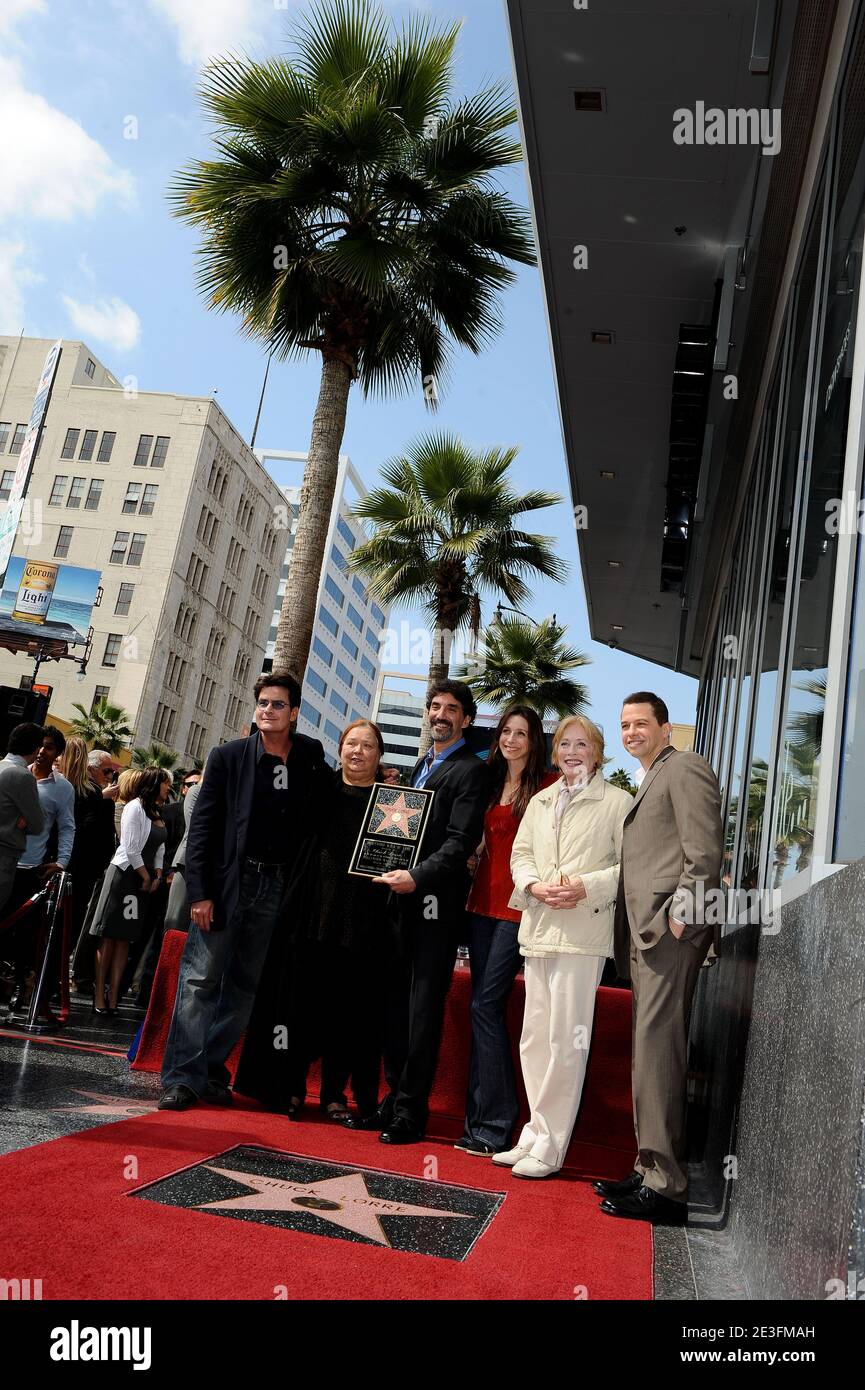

{"left": 53, "top": 1089, "right": 158, "bottom": 1117}
{"left": 197, "top": 1166, "right": 474, "bottom": 1247}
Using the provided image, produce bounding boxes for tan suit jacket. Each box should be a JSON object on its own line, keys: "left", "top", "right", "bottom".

{"left": 613, "top": 745, "right": 723, "bottom": 978}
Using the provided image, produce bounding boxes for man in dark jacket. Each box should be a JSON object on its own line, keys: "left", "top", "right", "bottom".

{"left": 362, "top": 679, "right": 488, "bottom": 1144}
{"left": 159, "top": 673, "right": 325, "bottom": 1109}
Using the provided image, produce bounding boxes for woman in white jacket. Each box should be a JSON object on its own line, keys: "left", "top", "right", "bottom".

{"left": 494, "top": 714, "right": 632, "bottom": 1178}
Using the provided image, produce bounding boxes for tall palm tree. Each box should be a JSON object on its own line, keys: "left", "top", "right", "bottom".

{"left": 455, "top": 614, "right": 589, "bottom": 721}
{"left": 69, "top": 698, "right": 132, "bottom": 756}
{"left": 350, "top": 433, "right": 565, "bottom": 747}
{"left": 170, "top": 0, "right": 535, "bottom": 679}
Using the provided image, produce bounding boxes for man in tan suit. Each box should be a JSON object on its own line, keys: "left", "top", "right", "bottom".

{"left": 595, "top": 692, "right": 722, "bottom": 1223}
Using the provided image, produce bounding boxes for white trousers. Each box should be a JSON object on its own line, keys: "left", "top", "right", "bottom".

{"left": 517, "top": 953, "right": 605, "bottom": 1168}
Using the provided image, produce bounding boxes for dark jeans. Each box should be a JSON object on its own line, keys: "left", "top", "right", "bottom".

{"left": 463, "top": 913, "right": 523, "bottom": 1149}
{"left": 161, "top": 862, "right": 288, "bottom": 1095}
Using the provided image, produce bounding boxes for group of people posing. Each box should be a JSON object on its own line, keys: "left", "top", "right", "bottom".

{"left": 158, "top": 671, "right": 723, "bottom": 1225}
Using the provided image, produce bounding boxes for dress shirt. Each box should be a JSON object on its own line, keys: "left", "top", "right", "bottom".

{"left": 111, "top": 798, "right": 165, "bottom": 872}
{"left": 19, "top": 771, "right": 76, "bottom": 869}
{"left": 413, "top": 737, "right": 466, "bottom": 789}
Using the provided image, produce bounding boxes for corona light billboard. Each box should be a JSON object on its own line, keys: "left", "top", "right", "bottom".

{"left": 0, "top": 557, "right": 101, "bottom": 646}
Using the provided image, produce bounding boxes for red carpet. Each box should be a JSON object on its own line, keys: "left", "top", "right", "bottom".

{"left": 0, "top": 1102, "right": 651, "bottom": 1300}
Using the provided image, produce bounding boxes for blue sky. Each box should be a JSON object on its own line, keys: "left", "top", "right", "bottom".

{"left": 0, "top": 0, "right": 697, "bottom": 764}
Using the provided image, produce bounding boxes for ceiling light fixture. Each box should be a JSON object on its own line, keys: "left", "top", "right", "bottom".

{"left": 573, "top": 89, "right": 606, "bottom": 113}
{"left": 591, "top": 330, "right": 615, "bottom": 346}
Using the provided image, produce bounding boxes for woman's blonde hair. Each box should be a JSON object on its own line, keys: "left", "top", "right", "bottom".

{"left": 57, "top": 736, "right": 91, "bottom": 797}
{"left": 117, "top": 768, "right": 145, "bottom": 803}
{"left": 551, "top": 714, "right": 606, "bottom": 773}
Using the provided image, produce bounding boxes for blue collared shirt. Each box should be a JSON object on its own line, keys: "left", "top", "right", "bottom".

{"left": 413, "top": 737, "right": 466, "bottom": 789}
{"left": 19, "top": 771, "right": 76, "bottom": 869}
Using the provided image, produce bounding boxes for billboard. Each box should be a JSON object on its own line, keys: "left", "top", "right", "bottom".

{"left": 0, "top": 339, "right": 63, "bottom": 585}
{"left": 0, "top": 557, "right": 101, "bottom": 647}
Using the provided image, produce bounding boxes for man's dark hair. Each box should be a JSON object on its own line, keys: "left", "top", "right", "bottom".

{"left": 253, "top": 670, "right": 301, "bottom": 709}
{"left": 622, "top": 691, "right": 669, "bottom": 726}
{"left": 426, "top": 679, "right": 477, "bottom": 723}
{"left": 7, "top": 722, "right": 45, "bottom": 756}
{"left": 42, "top": 724, "right": 66, "bottom": 755}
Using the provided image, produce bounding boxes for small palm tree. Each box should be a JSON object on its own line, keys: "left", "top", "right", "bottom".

{"left": 69, "top": 698, "right": 132, "bottom": 756}
{"left": 131, "top": 742, "right": 182, "bottom": 790}
{"left": 456, "top": 614, "right": 589, "bottom": 722}
{"left": 351, "top": 433, "right": 565, "bottom": 747}
{"left": 170, "top": 0, "right": 536, "bottom": 680}
{"left": 608, "top": 768, "right": 637, "bottom": 796}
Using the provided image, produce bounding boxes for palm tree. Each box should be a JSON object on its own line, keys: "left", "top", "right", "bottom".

{"left": 69, "top": 698, "right": 132, "bottom": 756}
{"left": 455, "top": 614, "right": 588, "bottom": 721}
{"left": 608, "top": 768, "right": 637, "bottom": 796}
{"left": 350, "top": 433, "right": 565, "bottom": 747}
{"left": 170, "top": 0, "right": 535, "bottom": 679}
{"left": 131, "top": 742, "right": 181, "bottom": 789}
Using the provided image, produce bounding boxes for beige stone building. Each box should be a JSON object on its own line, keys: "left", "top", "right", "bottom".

{"left": 0, "top": 335, "right": 284, "bottom": 760}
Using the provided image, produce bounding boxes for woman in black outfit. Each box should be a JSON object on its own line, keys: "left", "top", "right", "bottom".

{"left": 236, "top": 719, "right": 395, "bottom": 1124}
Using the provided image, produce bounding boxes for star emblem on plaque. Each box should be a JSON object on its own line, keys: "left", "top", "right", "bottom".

{"left": 348, "top": 782, "right": 434, "bottom": 877}
{"left": 129, "top": 1146, "right": 503, "bottom": 1261}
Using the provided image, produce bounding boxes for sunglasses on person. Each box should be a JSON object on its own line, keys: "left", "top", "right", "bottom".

{"left": 256, "top": 698, "right": 289, "bottom": 710}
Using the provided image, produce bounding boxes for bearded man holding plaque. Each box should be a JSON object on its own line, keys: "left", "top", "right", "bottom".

{"left": 366, "top": 679, "right": 488, "bottom": 1145}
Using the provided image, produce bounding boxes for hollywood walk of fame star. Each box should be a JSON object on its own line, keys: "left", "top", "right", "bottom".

{"left": 370, "top": 790, "right": 422, "bottom": 840}
{"left": 53, "top": 1089, "right": 158, "bottom": 1117}
{"left": 197, "top": 1166, "right": 474, "bottom": 1247}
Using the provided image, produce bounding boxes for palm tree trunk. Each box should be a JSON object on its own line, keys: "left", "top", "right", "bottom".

{"left": 272, "top": 354, "right": 353, "bottom": 677}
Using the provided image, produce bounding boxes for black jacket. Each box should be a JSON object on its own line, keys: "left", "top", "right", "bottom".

{"left": 406, "top": 743, "right": 489, "bottom": 915}
{"left": 184, "top": 729, "right": 326, "bottom": 930}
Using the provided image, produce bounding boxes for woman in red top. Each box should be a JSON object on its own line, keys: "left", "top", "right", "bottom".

{"left": 456, "top": 706, "right": 557, "bottom": 1156}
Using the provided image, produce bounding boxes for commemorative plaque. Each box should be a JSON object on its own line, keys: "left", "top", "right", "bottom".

{"left": 348, "top": 782, "right": 435, "bottom": 878}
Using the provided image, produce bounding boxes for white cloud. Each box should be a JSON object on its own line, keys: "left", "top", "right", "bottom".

{"left": 0, "top": 54, "right": 135, "bottom": 222}
{"left": 145, "top": 0, "right": 281, "bottom": 66}
{"left": 0, "top": 0, "right": 47, "bottom": 37}
{"left": 0, "top": 241, "right": 42, "bottom": 334}
{"left": 62, "top": 294, "right": 141, "bottom": 351}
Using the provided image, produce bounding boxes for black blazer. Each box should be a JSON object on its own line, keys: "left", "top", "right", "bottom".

{"left": 184, "top": 729, "right": 326, "bottom": 930}
{"left": 406, "top": 743, "right": 489, "bottom": 914}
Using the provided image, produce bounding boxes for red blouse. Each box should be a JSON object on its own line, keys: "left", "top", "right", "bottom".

{"left": 467, "top": 772, "right": 559, "bottom": 923}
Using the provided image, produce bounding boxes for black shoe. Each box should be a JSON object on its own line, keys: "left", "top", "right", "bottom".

{"left": 343, "top": 1111, "right": 385, "bottom": 1130}
{"left": 158, "top": 1085, "right": 198, "bottom": 1111}
{"left": 454, "top": 1136, "right": 500, "bottom": 1156}
{"left": 7, "top": 984, "right": 25, "bottom": 1013}
{"left": 379, "top": 1116, "right": 424, "bottom": 1145}
{"left": 600, "top": 1185, "right": 687, "bottom": 1224}
{"left": 592, "top": 1169, "right": 643, "bottom": 1198}
{"left": 200, "top": 1080, "right": 233, "bottom": 1106}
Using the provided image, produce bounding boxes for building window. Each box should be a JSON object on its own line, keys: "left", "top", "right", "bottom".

{"left": 97, "top": 431, "right": 115, "bottom": 463}
{"left": 312, "top": 637, "right": 333, "bottom": 667}
{"left": 360, "top": 654, "right": 376, "bottom": 681}
{"left": 324, "top": 718, "right": 342, "bottom": 743}
{"left": 85, "top": 358, "right": 96, "bottom": 378}
{"left": 352, "top": 575, "right": 366, "bottom": 601}
{"left": 9, "top": 423, "right": 26, "bottom": 454}
{"left": 331, "top": 543, "right": 347, "bottom": 573}
{"left": 54, "top": 525, "right": 73, "bottom": 558}
{"left": 66, "top": 476, "right": 85, "bottom": 509}
{"left": 319, "top": 605, "right": 339, "bottom": 638}
{"left": 0, "top": 468, "right": 14, "bottom": 501}
{"left": 110, "top": 530, "right": 130, "bottom": 564}
{"left": 335, "top": 660, "right": 354, "bottom": 688}
{"left": 48, "top": 475, "right": 68, "bottom": 507}
{"left": 337, "top": 517, "right": 355, "bottom": 550}
{"left": 346, "top": 602, "right": 363, "bottom": 632}
{"left": 330, "top": 691, "right": 348, "bottom": 717}
{"left": 60, "top": 428, "right": 79, "bottom": 460}
{"left": 150, "top": 435, "right": 169, "bottom": 468}
{"left": 324, "top": 574, "right": 345, "bottom": 609}
{"left": 122, "top": 483, "right": 142, "bottom": 514}
{"left": 300, "top": 700, "right": 321, "bottom": 728}
{"left": 91, "top": 685, "right": 109, "bottom": 711}
{"left": 341, "top": 632, "right": 359, "bottom": 660}
{"left": 133, "top": 434, "right": 153, "bottom": 467}
{"left": 84, "top": 478, "right": 103, "bottom": 510}
{"left": 308, "top": 669, "right": 327, "bottom": 698}
{"left": 127, "top": 532, "right": 146, "bottom": 567}
{"left": 371, "top": 602, "right": 386, "bottom": 628}
{"left": 364, "top": 627, "right": 379, "bottom": 652}
{"left": 115, "top": 582, "right": 135, "bottom": 616}
{"left": 79, "top": 429, "right": 98, "bottom": 461}
{"left": 102, "top": 633, "right": 122, "bottom": 667}
{"left": 0, "top": 423, "right": 10, "bottom": 453}
{"left": 355, "top": 681, "right": 371, "bottom": 707}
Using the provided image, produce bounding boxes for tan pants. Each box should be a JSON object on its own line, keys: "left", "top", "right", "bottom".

{"left": 629, "top": 927, "right": 711, "bottom": 1201}
{"left": 517, "top": 953, "right": 606, "bottom": 1169}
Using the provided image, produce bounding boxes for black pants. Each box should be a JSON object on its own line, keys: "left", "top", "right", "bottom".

{"left": 384, "top": 906, "right": 462, "bottom": 1131}
{"left": 2, "top": 867, "right": 45, "bottom": 983}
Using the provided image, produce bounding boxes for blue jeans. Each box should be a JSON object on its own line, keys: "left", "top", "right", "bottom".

{"left": 463, "top": 913, "right": 523, "bottom": 1149}
{"left": 161, "top": 864, "right": 288, "bottom": 1094}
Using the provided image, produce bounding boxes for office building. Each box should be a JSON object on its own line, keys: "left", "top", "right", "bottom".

{"left": 373, "top": 673, "right": 426, "bottom": 774}
{"left": 258, "top": 450, "right": 389, "bottom": 767}
{"left": 0, "top": 336, "right": 284, "bottom": 759}
{"left": 507, "top": 0, "right": 865, "bottom": 1296}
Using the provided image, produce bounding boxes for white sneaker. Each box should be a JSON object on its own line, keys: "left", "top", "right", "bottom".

{"left": 491, "top": 1143, "right": 532, "bottom": 1167}
{"left": 511, "top": 1155, "right": 560, "bottom": 1179}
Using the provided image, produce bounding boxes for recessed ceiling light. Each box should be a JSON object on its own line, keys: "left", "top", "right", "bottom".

{"left": 574, "top": 89, "right": 606, "bottom": 113}
{"left": 599, "top": 470, "right": 616, "bottom": 480}
{"left": 623, "top": 215, "right": 637, "bottom": 224}
{"left": 608, "top": 560, "right": 623, "bottom": 568}
{"left": 611, "top": 624, "right": 624, "bottom": 632}
{"left": 591, "top": 330, "right": 615, "bottom": 346}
